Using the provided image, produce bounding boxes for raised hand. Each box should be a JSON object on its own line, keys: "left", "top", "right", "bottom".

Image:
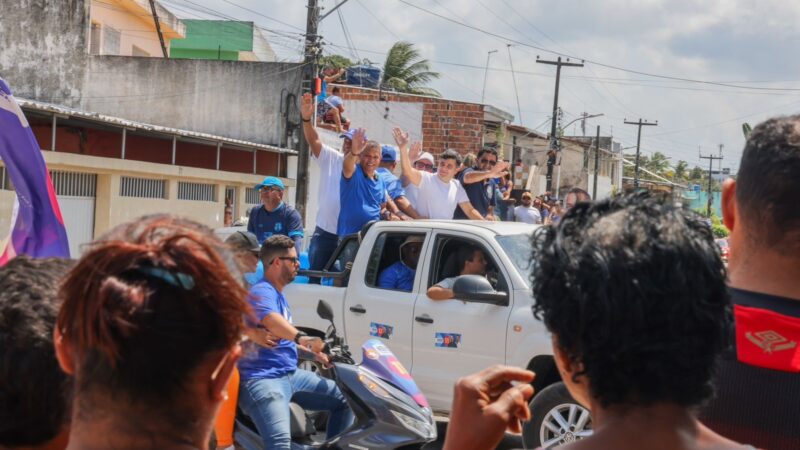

{"left": 351, "top": 128, "right": 367, "bottom": 155}
{"left": 492, "top": 160, "right": 510, "bottom": 175}
{"left": 410, "top": 141, "right": 423, "bottom": 162}
{"left": 392, "top": 127, "right": 409, "bottom": 148}
{"left": 300, "top": 92, "right": 314, "bottom": 121}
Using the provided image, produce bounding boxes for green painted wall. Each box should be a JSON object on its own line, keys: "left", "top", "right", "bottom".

{"left": 170, "top": 20, "right": 254, "bottom": 61}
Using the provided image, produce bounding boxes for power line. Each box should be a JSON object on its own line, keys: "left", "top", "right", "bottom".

{"left": 394, "top": 0, "right": 800, "bottom": 92}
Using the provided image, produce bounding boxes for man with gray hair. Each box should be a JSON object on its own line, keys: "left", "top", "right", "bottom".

{"left": 393, "top": 128, "right": 484, "bottom": 220}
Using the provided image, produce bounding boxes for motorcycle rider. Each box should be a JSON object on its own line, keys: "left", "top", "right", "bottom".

{"left": 238, "top": 235, "right": 353, "bottom": 450}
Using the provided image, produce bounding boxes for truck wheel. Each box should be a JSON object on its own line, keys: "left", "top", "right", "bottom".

{"left": 522, "top": 382, "right": 592, "bottom": 449}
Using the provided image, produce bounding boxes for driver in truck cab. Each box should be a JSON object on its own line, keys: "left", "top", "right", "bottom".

{"left": 427, "top": 244, "right": 488, "bottom": 300}
{"left": 238, "top": 235, "right": 354, "bottom": 450}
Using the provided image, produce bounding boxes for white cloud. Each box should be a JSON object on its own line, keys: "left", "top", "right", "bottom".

{"left": 172, "top": 0, "right": 800, "bottom": 170}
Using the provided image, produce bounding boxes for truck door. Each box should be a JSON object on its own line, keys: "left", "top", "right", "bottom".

{"left": 411, "top": 233, "right": 514, "bottom": 411}
{"left": 343, "top": 229, "right": 430, "bottom": 370}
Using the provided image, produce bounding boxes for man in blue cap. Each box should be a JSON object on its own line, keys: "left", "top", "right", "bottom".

{"left": 378, "top": 145, "right": 421, "bottom": 220}
{"left": 247, "top": 176, "right": 304, "bottom": 254}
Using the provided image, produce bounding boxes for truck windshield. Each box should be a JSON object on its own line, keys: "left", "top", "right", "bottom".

{"left": 495, "top": 233, "right": 533, "bottom": 277}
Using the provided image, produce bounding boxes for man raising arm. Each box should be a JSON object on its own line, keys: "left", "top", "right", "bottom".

{"left": 393, "top": 127, "right": 485, "bottom": 220}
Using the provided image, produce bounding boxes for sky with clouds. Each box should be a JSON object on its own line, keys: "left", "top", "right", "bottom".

{"left": 163, "top": 0, "right": 800, "bottom": 172}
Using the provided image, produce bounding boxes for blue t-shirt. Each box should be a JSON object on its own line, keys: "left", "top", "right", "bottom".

{"left": 238, "top": 280, "right": 297, "bottom": 380}
{"left": 376, "top": 167, "right": 406, "bottom": 200}
{"left": 247, "top": 203, "right": 304, "bottom": 250}
{"left": 377, "top": 261, "right": 416, "bottom": 291}
{"left": 338, "top": 164, "right": 386, "bottom": 236}
{"left": 454, "top": 167, "right": 496, "bottom": 219}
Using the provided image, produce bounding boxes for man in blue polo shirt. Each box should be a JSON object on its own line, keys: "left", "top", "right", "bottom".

{"left": 377, "top": 235, "right": 424, "bottom": 291}
{"left": 247, "top": 176, "right": 304, "bottom": 253}
{"left": 238, "top": 235, "right": 352, "bottom": 450}
{"left": 338, "top": 128, "right": 388, "bottom": 236}
{"left": 378, "top": 145, "right": 421, "bottom": 220}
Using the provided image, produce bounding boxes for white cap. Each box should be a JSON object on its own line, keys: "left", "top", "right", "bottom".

{"left": 414, "top": 151, "right": 435, "bottom": 165}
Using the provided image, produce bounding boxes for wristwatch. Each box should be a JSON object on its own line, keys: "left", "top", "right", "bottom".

{"left": 302, "top": 118, "right": 311, "bottom": 123}
{"left": 293, "top": 330, "right": 308, "bottom": 344}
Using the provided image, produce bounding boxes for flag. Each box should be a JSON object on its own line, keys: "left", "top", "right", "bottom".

{"left": 0, "top": 78, "right": 70, "bottom": 264}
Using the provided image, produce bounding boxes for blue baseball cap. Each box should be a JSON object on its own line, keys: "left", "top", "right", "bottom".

{"left": 340, "top": 129, "right": 365, "bottom": 140}
{"left": 381, "top": 145, "right": 398, "bottom": 162}
{"left": 254, "top": 176, "right": 285, "bottom": 191}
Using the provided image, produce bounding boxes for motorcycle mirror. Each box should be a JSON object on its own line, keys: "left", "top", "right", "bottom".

{"left": 317, "top": 300, "right": 335, "bottom": 322}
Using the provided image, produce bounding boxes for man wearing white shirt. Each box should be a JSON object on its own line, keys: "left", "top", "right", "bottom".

{"left": 514, "top": 192, "right": 542, "bottom": 224}
{"left": 300, "top": 93, "right": 352, "bottom": 273}
{"left": 393, "top": 127, "right": 484, "bottom": 220}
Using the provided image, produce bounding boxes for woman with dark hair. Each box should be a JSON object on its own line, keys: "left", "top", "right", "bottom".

{"left": 527, "top": 193, "right": 751, "bottom": 450}
{"left": 54, "top": 215, "right": 251, "bottom": 450}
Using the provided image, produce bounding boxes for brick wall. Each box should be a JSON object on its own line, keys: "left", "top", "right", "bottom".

{"left": 336, "top": 86, "right": 484, "bottom": 157}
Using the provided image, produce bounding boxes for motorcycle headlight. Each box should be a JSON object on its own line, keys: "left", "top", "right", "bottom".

{"left": 390, "top": 409, "right": 437, "bottom": 440}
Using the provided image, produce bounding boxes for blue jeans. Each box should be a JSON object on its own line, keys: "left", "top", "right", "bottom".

{"left": 239, "top": 369, "right": 353, "bottom": 450}
{"left": 308, "top": 226, "right": 339, "bottom": 283}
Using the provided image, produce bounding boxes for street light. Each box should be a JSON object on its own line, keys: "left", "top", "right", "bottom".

{"left": 481, "top": 50, "right": 498, "bottom": 104}
{"left": 559, "top": 113, "right": 604, "bottom": 134}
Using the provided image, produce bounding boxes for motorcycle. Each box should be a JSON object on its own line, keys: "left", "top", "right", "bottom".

{"left": 234, "top": 299, "right": 437, "bottom": 449}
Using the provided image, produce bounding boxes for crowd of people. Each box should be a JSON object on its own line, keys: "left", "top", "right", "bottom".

{"left": 1, "top": 111, "right": 798, "bottom": 450}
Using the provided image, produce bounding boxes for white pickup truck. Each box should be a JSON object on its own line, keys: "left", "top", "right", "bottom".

{"left": 284, "top": 220, "right": 591, "bottom": 448}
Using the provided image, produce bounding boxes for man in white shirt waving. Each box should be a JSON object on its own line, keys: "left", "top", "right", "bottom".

{"left": 392, "top": 127, "right": 484, "bottom": 220}
{"left": 300, "top": 93, "right": 352, "bottom": 275}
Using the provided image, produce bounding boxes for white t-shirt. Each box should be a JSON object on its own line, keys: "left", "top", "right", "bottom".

{"left": 312, "top": 144, "right": 344, "bottom": 234}
{"left": 404, "top": 182, "right": 420, "bottom": 209}
{"left": 415, "top": 172, "right": 469, "bottom": 219}
{"left": 514, "top": 205, "right": 542, "bottom": 224}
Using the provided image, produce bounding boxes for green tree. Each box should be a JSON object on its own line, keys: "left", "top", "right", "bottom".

{"left": 319, "top": 54, "right": 352, "bottom": 69}
{"left": 674, "top": 160, "right": 688, "bottom": 180}
{"left": 689, "top": 166, "right": 704, "bottom": 181}
{"left": 645, "top": 152, "right": 671, "bottom": 176}
{"left": 381, "top": 41, "right": 441, "bottom": 97}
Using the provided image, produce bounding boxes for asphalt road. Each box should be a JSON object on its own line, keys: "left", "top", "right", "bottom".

{"left": 422, "top": 421, "right": 523, "bottom": 450}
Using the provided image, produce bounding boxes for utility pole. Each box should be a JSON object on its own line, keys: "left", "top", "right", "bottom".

{"left": 700, "top": 150, "right": 724, "bottom": 218}
{"left": 148, "top": 0, "right": 168, "bottom": 58}
{"left": 623, "top": 118, "right": 658, "bottom": 189}
{"left": 537, "top": 56, "right": 583, "bottom": 193}
{"left": 481, "top": 50, "right": 497, "bottom": 104}
{"left": 507, "top": 45, "right": 522, "bottom": 125}
{"left": 295, "top": 0, "right": 320, "bottom": 222}
{"left": 593, "top": 125, "right": 600, "bottom": 198}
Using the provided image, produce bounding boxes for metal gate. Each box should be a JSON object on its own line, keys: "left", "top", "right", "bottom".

{"left": 50, "top": 171, "right": 96, "bottom": 257}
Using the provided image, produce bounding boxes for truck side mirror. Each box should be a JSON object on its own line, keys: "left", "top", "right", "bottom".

{"left": 452, "top": 275, "right": 509, "bottom": 306}
{"left": 317, "top": 300, "right": 335, "bottom": 322}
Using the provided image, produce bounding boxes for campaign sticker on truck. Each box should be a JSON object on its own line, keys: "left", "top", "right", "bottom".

{"left": 370, "top": 322, "right": 394, "bottom": 340}
{"left": 435, "top": 332, "right": 461, "bottom": 348}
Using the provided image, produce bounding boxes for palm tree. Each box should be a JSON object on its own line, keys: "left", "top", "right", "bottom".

{"left": 382, "top": 41, "right": 441, "bottom": 97}
{"left": 645, "top": 152, "right": 671, "bottom": 176}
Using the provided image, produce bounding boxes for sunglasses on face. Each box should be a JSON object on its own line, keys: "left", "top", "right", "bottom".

{"left": 274, "top": 256, "right": 300, "bottom": 264}
{"left": 480, "top": 159, "right": 497, "bottom": 166}
{"left": 415, "top": 162, "right": 434, "bottom": 170}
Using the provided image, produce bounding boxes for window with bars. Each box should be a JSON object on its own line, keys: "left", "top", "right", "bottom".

{"left": 178, "top": 182, "right": 217, "bottom": 202}
{"left": 245, "top": 187, "right": 260, "bottom": 205}
{"left": 49, "top": 171, "right": 97, "bottom": 197}
{"left": 0, "top": 169, "right": 97, "bottom": 196}
{"left": 120, "top": 177, "right": 167, "bottom": 199}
